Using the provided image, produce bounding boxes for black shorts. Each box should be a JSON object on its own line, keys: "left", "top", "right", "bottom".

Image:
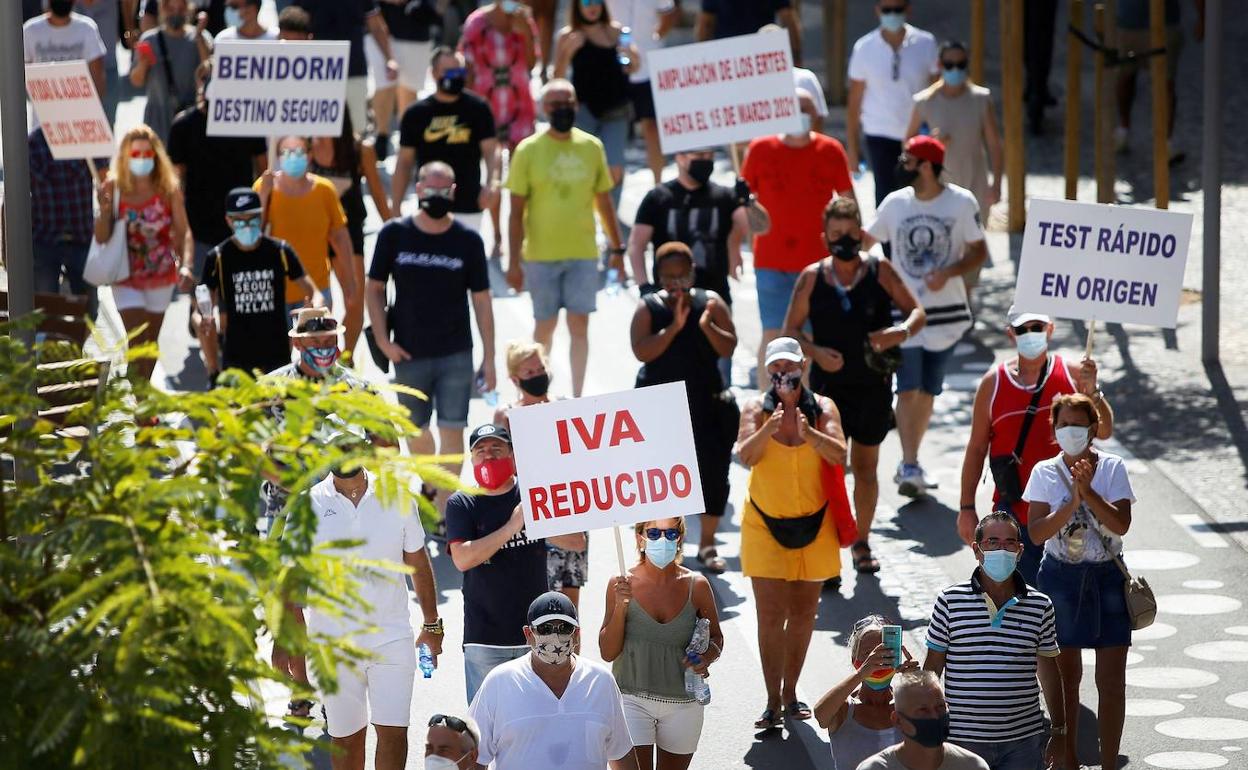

{"left": 818, "top": 378, "right": 895, "bottom": 447}
{"left": 347, "top": 219, "right": 365, "bottom": 255}
{"left": 629, "top": 80, "right": 656, "bottom": 121}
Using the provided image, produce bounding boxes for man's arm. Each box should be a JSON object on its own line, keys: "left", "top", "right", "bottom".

{"left": 846, "top": 79, "right": 866, "bottom": 170}
{"left": 88, "top": 56, "right": 106, "bottom": 102}
{"left": 777, "top": 6, "right": 801, "bottom": 65}
{"left": 922, "top": 648, "right": 947, "bottom": 676}
{"left": 727, "top": 206, "right": 748, "bottom": 279}
{"left": 694, "top": 12, "right": 714, "bottom": 42}
{"left": 626, "top": 222, "right": 654, "bottom": 285}
{"left": 448, "top": 503, "right": 525, "bottom": 572}
{"left": 656, "top": 6, "right": 678, "bottom": 38}
{"left": 595, "top": 191, "right": 623, "bottom": 252}
{"left": 471, "top": 289, "right": 496, "bottom": 391}
{"left": 506, "top": 193, "right": 527, "bottom": 291}
{"left": 403, "top": 546, "right": 442, "bottom": 659}
{"left": 365, "top": 10, "right": 398, "bottom": 76}
{"left": 958, "top": 373, "right": 995, "bottom": 544}
{"left": 391, "top": 146, "right": 416, "bottom": 214}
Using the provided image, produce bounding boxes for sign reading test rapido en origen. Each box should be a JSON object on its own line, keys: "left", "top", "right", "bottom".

{"left": 207, "top": 40, "right": 349, "bottom": 137}
{"left": 508, "top": 383, "right": 705, "bottom": 540}
{"left": 1014, "top": 198, "right": 1194, "bottom": 328}
{"left": 25, "top": 61, "right": 114, "bottom": 160}
{"left": 647, "top": 33, "right": 803, "bottom": 155}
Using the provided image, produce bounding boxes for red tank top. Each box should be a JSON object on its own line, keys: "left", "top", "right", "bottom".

{"left": 988, "top": 354, "right": 1076, "bottom": 523}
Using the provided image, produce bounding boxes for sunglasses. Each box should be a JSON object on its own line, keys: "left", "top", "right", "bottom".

{"left": 942, "top": 60, "right": 969, "bottom": 70}
{"left": 644, "top": 527, "right": 681, "bottom": 541}
{"left": 298, "top": 317, "right": 339, "bottom": 333}
{"left": 533, "top": 620, "right": 576, "bottom": 635}
{"left": 421, "top": 188, "right": 455, "bottom": 200}
{"left": 1012, "top": 322, "right": 1047, "bottom": 334}
{"left": 128, "top": 149, "right": 155, "bottom": 159}
{"left": 279, "top": 147, "right": 306, "bottom": 158}
{"left": 429, "top": 713, "right": 469, "bottom": 733}
{"left": 880, "top": 5, "right": 907, "bottom": 13}
{"left": 230, "top": 216, "right": 261, "bottom": 227}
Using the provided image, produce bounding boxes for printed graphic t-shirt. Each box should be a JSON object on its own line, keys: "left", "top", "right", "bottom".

{"left": 398, "top": 92, "right": 497, "bottom": 213}
{"left": 202, "top": 236, "right": 306, "bottom": 373}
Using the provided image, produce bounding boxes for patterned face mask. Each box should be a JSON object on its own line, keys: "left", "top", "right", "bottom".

{"left": 532, "top": 631, "right": 574, "bottom": 666}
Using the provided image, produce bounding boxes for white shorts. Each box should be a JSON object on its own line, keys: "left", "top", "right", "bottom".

{"left": 322, "top": 637, "right": 416, "bottom": 738}
{"left": 345, "top": 76, "right": 369, "bottom": 135}
{"left": 621, "top": 693, "right": 704, "bottom": 755}
{"left": 368, "top": 37, "right": 432, "bottom": 94}
{"left": 112, "top": 283, "right": 174, "bottom": 313}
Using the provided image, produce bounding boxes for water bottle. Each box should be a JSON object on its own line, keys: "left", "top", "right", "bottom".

{"left": 605, "top": 267, "right": 622, "bottom": 296}
{"left": 918, "top": 121, "right": 931, "bottom": 136}
{"left": 618, "top": 27, "right": 632, "bottom": 68}
{"left": 853, "top": 159, "right": 867, "bottom": 181}
{"left": 418, "top": 643, "right": 435, "bottom": 679}
{"left": 475, "top": 369, "right": 499, "bottom": 407}
{"left": 684, "top": 617, "right": 711, "bottom": 704}
{"left": 195, "top": 285, "right": 212, "bottom": 317}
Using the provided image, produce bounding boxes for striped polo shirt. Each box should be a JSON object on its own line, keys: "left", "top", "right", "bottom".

{"left": 925, "top": 569, "right": 1059, "bottom": 743}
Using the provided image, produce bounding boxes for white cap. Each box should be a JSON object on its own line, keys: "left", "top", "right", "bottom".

{"left": 764, "top": 336, "right": 804, "bottom": 367}
{"left": 1006, "top": 304, "right": 1050, "bottom": 327}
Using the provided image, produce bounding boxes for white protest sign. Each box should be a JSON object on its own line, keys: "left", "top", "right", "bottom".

{"left": 508, "top": 383, "right": 705, "bottom": 540}
{"left": 1014, "top": 198, "right": 1193, "bottom": 328}
{"left": 25, "top": 61, "right": 113, "bottom": 160}
{"left": 207, "top": 40, "right": 349, "bottom": 137}
{"left": 647, "top": 33, "right": 802, "bottom": 155}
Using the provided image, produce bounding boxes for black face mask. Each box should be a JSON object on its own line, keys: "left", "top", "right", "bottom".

{"left": 49, "top": 0, "right": 74, "bottom": 16}
{"left": 419, "top": 194, "right": 452, "bottom": 219}
{"left": 827, "top": 234, "right": 860, "bottom": 262}
{"left": 438, "top": 74, "right": 466, "bottom": 96}
{"left": 687, "top": 158, "right": 714, "bottom": 186}
{"left": 895, "top": 160, "right": 920, "bottom": 188}
{"left": 517, "top": 372, "right": 550, "bottom": 397}
{"left": 900, "top": 711, "right": 951, "bottom": 748}
{"left": 549, "top": 106, "right": 576, "bottom": 133}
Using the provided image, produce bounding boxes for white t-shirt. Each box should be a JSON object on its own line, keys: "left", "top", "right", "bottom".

{"left": 606, "top": 0, "right": 675, "bottom": 83}
{"left": 857, "top": 743, "right": 990, "bottom": 770}
{"left": 1023, "top": 452, "right": 1136, "bottom": 564}
{"left": 305, "top": 471, "right": 426, "bottom": 648}
{"left": 794, "top": 66, "right": 829, "bottom": 117}
{"left": 215, "top": 25, "right": 279, "bottom": 43}
{"left": 469, "top": 655, "right": 635, "bottom": 770}
{"left": 867, "top": 183, "right": 984, "bottom": 351}
{"left": 23, "top": 13, "right": 108, "bottom": 64}
{"left": 848, "top": 24, "right": 939, "bottom": 141}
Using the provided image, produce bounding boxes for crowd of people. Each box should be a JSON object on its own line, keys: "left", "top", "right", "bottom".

{"left": 20, "top": 1, "right": 1159, "bottom": 769}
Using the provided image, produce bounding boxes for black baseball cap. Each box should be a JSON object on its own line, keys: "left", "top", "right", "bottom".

{"left": 468, "top": 423, "right": 511, "bottom": 449}
{"left": 225, "top": 187, "right": 262, "bottom": 216}
{"left": 527, "top": 591, "right": 579, "bottom": 628}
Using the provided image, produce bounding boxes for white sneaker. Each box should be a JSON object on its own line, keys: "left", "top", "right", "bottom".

{"left": 1113, "top": 126, "right": 1129, "bottom": 153}
{"left": 894, "top": 463, "right": 937, "bottom": 498}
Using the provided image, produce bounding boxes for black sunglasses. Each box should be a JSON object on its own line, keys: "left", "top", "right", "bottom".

{"left": 299, "top": 317, "right": 339, "bottom": 333}
{"left": 942, "top": 60, "right": 969, "bottom": 70}
{"left": 880, "top": 5, "right": 907, "bottom": 12}
{"left": 533, "top": 620, "right": 576, "bottom": 635}
{"left": 429, "top": 713, "right": 469, "bottom": 733}
{"left": 1012, "top": 322, "right": 1047, "bottom": 334}
{"left": 645, "top": 527, "right": 681, "bottom": 541}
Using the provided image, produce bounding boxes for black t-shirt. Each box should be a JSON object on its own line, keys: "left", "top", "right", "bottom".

{"left": 167, "top": 107, "right": 266, "bottom": 245}
{"left": 634, "top": 179, "right": 739, "bottom": 302}
{"left": 294, "top": 0, "right": 377, "bottom": 77}
{"left": 380, "top": 0, "right": 437, "bottom": 42}
{"left": 444, "top": 486, "right": 547, "bottom": 647}
{"left": 367, "top": 217, "right": 489, "bottom": 358}
{"left": 201, "top": 236, "right": 306, "bottom": 373}
{"left": 398, "top": 93, "right": 496, "bottom": 213}
{"left": 701, "top": 0, "right": 790, "bottom": 39}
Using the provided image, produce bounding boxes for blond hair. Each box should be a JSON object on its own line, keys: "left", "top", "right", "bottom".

{"left": 505, "top": 339, "right": 548, "bottom": 378}
{"left": 111, "top": 124, "right": 179, "bottom": 201}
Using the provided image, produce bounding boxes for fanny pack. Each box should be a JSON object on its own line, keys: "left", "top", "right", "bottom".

{"left": 751, "top": 498, "right": 827, "bottom": 549}
{"left": 989, "top": 358, "right": 1048, "bottom": 505}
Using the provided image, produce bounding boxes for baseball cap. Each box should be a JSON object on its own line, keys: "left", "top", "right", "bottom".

{"left": 764, "top": 336, "right": 804, "bottom": 367}
{"left": 527, "top": 591, "right": 579, "bottom": 628}
{"left": 468, "top": 423, "right": 512, "bottom": 449}
{"left": 904, "top": 135, "right": 945, "bottom": 166}
{"left": 1006, "top": 304, "right": 1051, "bottom": 327}
{"left": 225, "top": 187, "right": 262, "bottom": 216}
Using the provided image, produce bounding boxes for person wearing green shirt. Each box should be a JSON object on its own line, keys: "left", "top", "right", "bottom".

{"left": 505, "top": 78, "right": 623, "bottom": 398}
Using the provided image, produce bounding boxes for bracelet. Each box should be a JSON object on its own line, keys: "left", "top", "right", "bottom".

{"left": 959, "top": 504, "right": 976, "bottom": 511}
{"left": 422, "top": 618, "right": 444, "bottom": 635}
{"left": 609, "top": 247, "right": 626, "bottom": 255}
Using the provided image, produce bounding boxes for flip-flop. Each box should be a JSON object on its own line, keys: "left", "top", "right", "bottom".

{"left": 754, "top": 707, "right": 783, "bottom": 730}
{"left": 851, "top": 541, "right": 881, "bottom": 574}
{"left": 697, "top": 546, "right": 727, "bottom": 574}
{"left": 786, "top": 701, "right": 812, "bottom": 721}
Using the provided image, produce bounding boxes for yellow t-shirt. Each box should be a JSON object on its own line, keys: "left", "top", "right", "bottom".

{"left": 504, "top": 128, "right": 613, "bottom": 262}
{"left": 254, "top": 174, "right": 347, "bottom": 303}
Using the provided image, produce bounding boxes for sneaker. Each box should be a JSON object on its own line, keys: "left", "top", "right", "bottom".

{"left": 894, "top": 463, "right": 936, "bottom": 498}
{"left": 1113, "top": 126, "right": 1129, "bottom": 153}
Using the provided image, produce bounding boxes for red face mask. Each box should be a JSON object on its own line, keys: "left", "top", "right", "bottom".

{"left": 473, "top": 456, "right": 515, "bottom": 490}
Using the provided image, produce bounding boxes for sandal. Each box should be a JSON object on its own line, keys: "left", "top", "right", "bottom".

{"left": 754, "top": 707, "right": 783, "bottom": 730}
{"left": 786, "top": 701, "right": 812, "bottom": 721}
{"left": 852, "top": 541, "right": 881, "bottom": 574}
{"left": 696, "top": 546, "right": 727, "bottom": 574}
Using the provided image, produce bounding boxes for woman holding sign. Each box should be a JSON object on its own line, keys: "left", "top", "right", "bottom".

{"left": 736, "top": 336, "right": 849, "bottom": 729}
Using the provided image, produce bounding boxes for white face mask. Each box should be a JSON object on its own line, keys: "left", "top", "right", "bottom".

{"left": 425, "top": 753, "right": 467, "bottom": 770}
{"left": 1055, "top": 425, "right": 1090, "bottom": 456}
{"left": 1015, "top": 331, "right": 1048, "bottom": 360}
{"left": 532, "top": 630, "right": 575, "bottom": 666}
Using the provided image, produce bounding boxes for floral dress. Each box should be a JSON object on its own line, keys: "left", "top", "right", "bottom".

{"left": 118, "top": 194, "right": 177, "bottom": 289}
{"left": 459, "top": 7, "right": 540, "bottom": 148}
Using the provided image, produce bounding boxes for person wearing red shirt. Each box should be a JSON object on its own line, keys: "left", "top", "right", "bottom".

{"left": 957, "top": 306, "right": 1114, "bottom": 584}
{"left": 742, "top": 88, "right": 855, "bottom": 382}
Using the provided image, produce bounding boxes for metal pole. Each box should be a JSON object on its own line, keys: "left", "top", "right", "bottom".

{"left": 1002, "top": 0, "right": 1027, "bottom": 232}
{"left": 1064, "top": 0, "right": 1085, "bottom": 200}
{"left": 2, "top": 0, "right": 35, "bottom": 352}
{"left": 1202, "top": 0, "right": 1222, "bottom": 364}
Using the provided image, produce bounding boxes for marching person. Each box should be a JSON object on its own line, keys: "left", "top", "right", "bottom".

{"left": 600, "top": 517, "right": 724, "bottom": 770}
{"left": 736, "top": 337, "right": 849, "bottom": 729}
{"left": 29, "top": 126, "right": 102, "bottom": 315}
{"left": 856, "top": 670, "right": 990, "bottom": 770}
{"left": 129, "top": 0, "right": 212, "bottom": 143}
{"left": 424, "top": 713, "right": 480, "bottom": 770}
{"left": 606, "top": 0, "right": 679, "bottom": 185}
{"left": 215, "top": 0, "right": 275, "bottom": 41}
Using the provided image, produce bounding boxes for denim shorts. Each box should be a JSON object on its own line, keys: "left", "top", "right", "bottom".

{"left": 524, "top": 259, "right": 599, "bottom": 320}
{"left": 896, "top": 345, "right": 956, "bottom": 395}
{"left": 1038, "top": 555, "right": 1132, "bottom": 649}
{"left": 575, "top": 103, "right": 629, "bottom": 168}
{"left": 755, "top": 267, "right": 802, "bottom": 332}
{"left": 393, "top": 349, "right": 474, "bottom": 429}
{"left": 953, "top": 732, "right": 1045, "bottom": 770}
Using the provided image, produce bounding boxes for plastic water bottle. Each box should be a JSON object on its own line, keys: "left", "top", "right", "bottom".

{"left": 618, "top": 27, "right": 632, "bottom": 68}
{"left": 853, "top": 159, "right": 867, "bottom": 181}
{"left": 195, "top": 285, "right": 212, "bottom": 317}
{"left": 475, "top": 369, "right": 499, "bottom": 407}
{"left": 418, "top": 643, "right": 435, "bottom": 679}
{"left": 605, "top": 267, "right": 622, "bottom": 296}
{"left": 683, "top": 655, "right": 712, "bottom": 705}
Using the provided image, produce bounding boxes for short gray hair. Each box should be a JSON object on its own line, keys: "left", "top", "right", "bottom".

{"left": 893, "top": 669, "right": 942, "bottom": 711}
{"left": 540, "top": 78, "right": 576, "bottom": 101}
{"left": 418, "top": 161, "right": 455, "bottom": 183}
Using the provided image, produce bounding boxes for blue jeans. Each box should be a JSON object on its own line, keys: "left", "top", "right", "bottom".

{"left": 755, "top": 267, "right": 802, "bottom": 332}
{"left": 463, "top": 645, "right": 528, "bottom": 705}
{"left": 865, "top": 134, "right": 903, "bottom": 207}
{"left": 393, "top": 349, "right": 474, "bottom": 429}
{"left": 33, "top": 238, "right": 97, "bottom": 316}
{"left": 954, "top": 733, "right": 1046, "bottom": 770}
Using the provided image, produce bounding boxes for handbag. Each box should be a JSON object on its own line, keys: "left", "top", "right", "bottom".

{"left": 362, "top": 308, "right": 395, "bottom": 374}
{"left": 988, "top": 357, "right": 1049, "bottom": 505}
{"left": 83, "top": 193, "right": 130, "bottom": 287}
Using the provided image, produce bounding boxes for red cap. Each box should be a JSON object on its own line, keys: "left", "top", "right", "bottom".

{"left": 905, "top": 135, "right": 945, "bottom": 166}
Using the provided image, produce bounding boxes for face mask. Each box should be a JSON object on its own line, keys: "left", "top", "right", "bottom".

{"left": 798, "top": 113, "right": 812, "bottom": 133}
{"left": 166, "top": 13, "right": 187, "bottom": 28}
{"left": 232, "top": 221, "right": 261, "bottom": 248}
{"left": 687, "top": 158, "right": 714, "bottom": 186}
{"left": 770, "top": 370, "right": 801, "bottom": 393}
{"left": 473, "top": 456, "right": 515, "bottom": 490}
{"left": 281, "top": 152, "right": 308, "bottom": 178}
{"left": 1056, "top": 425, "right": 1091, "bottom": 456}
{"left": 942, "top": 68, "right": 968, "bottom": 87}
{"left": 980, "top": 548, "right": 1018, "bottom": 582}
{"left": 49, "top": 0, "right": 74, "bottom": 16}
{"left": 517, "top": 372, "right": 550, "bottom": 397}
{"left": 128, "top": 157, "right": 155, "bottom": 177}
{"left": 419, "top": 193, "right": 453, "bottom": 219}
{"left": 501, "top": 0, "right": 520, "bottom": 12}
{"left": 532, "top": 631, "right": 574, "bottom": 666}
{"left": 1015, "top": 331, "right": 1048, "bottom": 360}
{"left": 861, "top": 668, "right": 896, "bottom": 690}
{"left": 644, "top": 537, "right": 679, "bottom": 569}
{"left": 900, "top": 711, "right": 950, "bottom": 748}
{"left": 300, "top": 345, "right": 339, "bottom": 375}
{"left": 828, "top": 234, "right": 860, "bottom": 262}
{"left": 224, "top": 6, "right": 243, "bottom": 28}
{"left": 879, "top": 12, "right": 906, "bottom": 32}
{"left": 425, "top": 755, "right": 466, "bottom": 770}
{"left": 549, "top": 106, "right": 576, "bottom": 133}
{"left": 439, "top": 72, "right": 466, "bottom": 96}
{"left": 895, "top": 160, "right": 919, "bottom": 188}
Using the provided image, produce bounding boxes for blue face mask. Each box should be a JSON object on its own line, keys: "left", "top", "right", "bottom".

{"left": 281, "top": 151, "right": 308, "bottom": 178}
{"left": 1015, "top": 331, "right": 1048, "bottom": 360}
{"left": 644, "top": 537, "right": 679, "bottom": 569}
{"left": 224, "top": 5, "right": 242, "bottom": 28}
{"left": 128, "top": 157, "right": 155, "bottom": 177}
{"left": 981, "top": 549, "right": 1018, "bottom": 582}
{"left": 232, "top": 220, "right": 262, "bottom": 247}
{"left": 942, "top": 68, "right": 968, "bottom": 87}
{"left": 880, "top": 12, "right": 906, "bottom": 32}
{"left": 301, "top": 345, "right": 339, "bottom": 375}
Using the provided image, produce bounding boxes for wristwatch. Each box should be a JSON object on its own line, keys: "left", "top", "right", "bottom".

{"left": 422, "top": 618, "right": 444, "bottom": 635}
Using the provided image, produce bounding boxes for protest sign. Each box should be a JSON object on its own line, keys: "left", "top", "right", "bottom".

{"left": 1014, "top": 198, "right": 1193, "bottom": 328}
{"left": 647, "top": 33, "right": 802, "bottom": 155}
{"left": 207, "top": 40, "right": 349, "bottom": 137}
{"left": 25, "top": 61, "right": 113, "bottom": 161}
{"left": 508, "top": 383, "right": 705, "bottom": 546}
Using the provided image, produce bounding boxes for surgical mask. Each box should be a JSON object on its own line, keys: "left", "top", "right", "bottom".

{"left": 128, "top": 157, "right": 155, "bottom": 177}
{"left": 828, "top": 234, "right": 860, "bottom": 262}
{"left": 300, "top": 345, "right": 339, "bottom": 375}
{"left": 224, "top": 5, "right": 243, "bottom": 28}
{"left": 942, "top": 67, "right": 968, "bottom": 87}
{"left": 900, "top": 711, "right": 950, "bottom": 748}
{"left": 549, "top": 106, "right": 576, "bottom": 133}
{"left": 687, "top": 158, "right": 714, "bottom": 186}
{"left": 517, "top": 372, "right": 550, "bottom": 397}
{"left": 281, "top": 151, "right": 308, "bottom": 178}
{"left": 861, "top": 668, "right": 896, "bottom": 690}
{"left": 644, "top": 537, "right": 678, "bottom": 569}
{"left": 48, "top": 0, "right": 74, "bottom": 17}
{"left": 1015, "top": 331, "right": 1048, "bottom": 360}
{"left": 895, "top": 160, "right": 919, "bottom": 187}
{"left": 770, "top": 370, "right": 801, "bottom": 393}
{"left": 231, "top": 220, "right": 262, "bottom": 248}
{"left": 879, "top": 12, "right": 906, "bottom": 32}
{"left": 501, "top": 0, "right": 520, "bottom": 12}
{"left": 1056, "top": 425, "right": 1091, "bottom": 456}
{"left": 798, "top": 113, "right": 812, "bottom": 133}
{"left": 425, "top": 755, "right": 467, "bottom": 770}
{"left": 532, "top": 630, "right": 574, "bottom": 666}
{"left": 473, "top": 456, "right": 515, "bottom": 490}
{"left": 419, "top": 193, "right": 453, "bottom": 219}
{"left": 981, "top": 548, "right": 1018, "bottom": 582}
{"left": 165, "top": 13, "right": 187, "bottom": 28}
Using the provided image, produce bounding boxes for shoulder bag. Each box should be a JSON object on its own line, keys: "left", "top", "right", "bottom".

{"left": 83, "top": 193, "right": 130, "bottom": 287}
{"left": 988, "top": 357, "right": 1049, "bottom": 505}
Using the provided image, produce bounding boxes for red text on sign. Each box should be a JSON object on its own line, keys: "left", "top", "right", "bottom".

{"left": 555, "top": 410, "right": 645, "bottom": 454}
{"left": 528, "top": 464, "right": 694, "bottom": 520}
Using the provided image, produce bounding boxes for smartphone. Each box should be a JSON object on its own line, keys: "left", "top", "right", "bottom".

{"left": 881, "top": 625, "right": 903, "bottom": 668}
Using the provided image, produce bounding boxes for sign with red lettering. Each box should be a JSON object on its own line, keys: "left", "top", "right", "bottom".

{"left": 25, "top": 61, "right": 114, "bottom": 160}
{"left": 647, "top": 33, "right": 802, "bottom": 154}
{"left": 508, "top": 383, "right": 705, "bottom": 539}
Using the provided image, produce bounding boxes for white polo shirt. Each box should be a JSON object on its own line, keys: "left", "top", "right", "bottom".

{"left": 306, "top": 471, "right": 426, "bottom": 648}
{"left": 606, "top": 0, "right": 676, "bottom": 83}
{"left": 848, "top": 24, "right": 939, "bottom": 140}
